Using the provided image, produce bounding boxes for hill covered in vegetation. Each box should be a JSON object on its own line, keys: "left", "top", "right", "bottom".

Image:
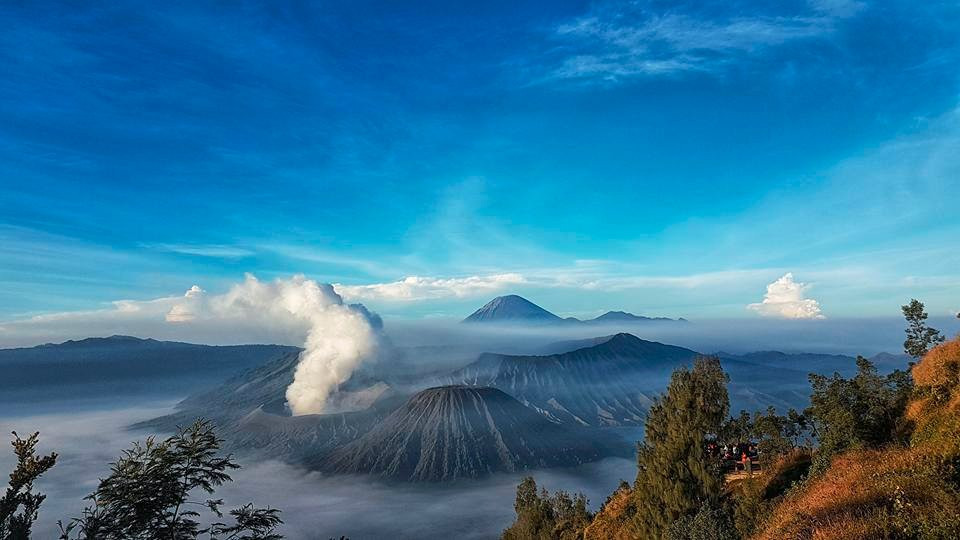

{"left": 503, "top": 302, "right": 960, "bottom": 540}
{"left": 750, "top": 337, "right": 960, "bottom": 539}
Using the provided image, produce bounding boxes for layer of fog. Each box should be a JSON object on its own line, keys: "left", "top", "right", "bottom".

{"left": 385, "top": 316, "right": 960, "bottom": 358}
{"left": 4, "top": 313, "right": 954, "bottom": 537}
{"left": 0, "top": 403, "right": 178, "bottom": 537}
{"left": 0, "top": 404, "right": 635, "bottom": 540}
{"left": 6, "top": 314, "right": 943, "bottom": 418}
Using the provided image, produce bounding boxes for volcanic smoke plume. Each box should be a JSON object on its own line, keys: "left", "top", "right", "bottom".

{"left": 167, "top": 274, "right": 379, "bottom": 415}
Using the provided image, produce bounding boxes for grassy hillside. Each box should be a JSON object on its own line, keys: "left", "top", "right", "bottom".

{"left": 753, "top": 338, "right": 960, "bottom": 539}
{"left": 540, "top": 337, "right": 960, "bottom": 540}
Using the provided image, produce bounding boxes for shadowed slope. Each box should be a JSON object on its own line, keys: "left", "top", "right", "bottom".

{"left": 320, "top": 386, "right": 610, "bottom": 482}
{"left": 448, "top": 333, "right": 699, "bottom": 426}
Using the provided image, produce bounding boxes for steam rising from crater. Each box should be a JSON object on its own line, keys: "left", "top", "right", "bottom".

{"left": 167, "top": 274, "right": 379, "bottom": 415}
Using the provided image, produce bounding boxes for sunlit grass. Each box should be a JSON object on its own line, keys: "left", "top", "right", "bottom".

{"left": 752, "top": 337, "right": 960, "bottom": 539}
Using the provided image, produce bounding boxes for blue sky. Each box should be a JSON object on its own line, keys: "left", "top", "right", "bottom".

{"left": 1, "top": 0, "right": 959, "bottom": 327}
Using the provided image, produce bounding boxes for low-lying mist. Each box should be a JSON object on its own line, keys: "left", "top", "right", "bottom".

{"left": 4, "top": 310, "right": 952, "bottom": 538}
{"left": 0, "top": 403, "right": 635, "bottom": 539}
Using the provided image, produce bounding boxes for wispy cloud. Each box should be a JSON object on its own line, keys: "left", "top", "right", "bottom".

{"left": 578, "top": 269, "right": 774, "bottom": 291}
{"left": 145, "top": 243, "right": 254, "bottom": 258}
{"left": 334, "top": 274, "right": 527, "bottom": 302}
{"left": 264, "top": 245, "right": 397, "bottom": 278}
{"left": 544, "top": 1, "right": 862, "bottom": 82}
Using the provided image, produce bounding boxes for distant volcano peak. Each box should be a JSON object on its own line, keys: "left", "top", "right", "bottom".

{"left": 462, "top": 296, "right": 685, "bottom": 324}
{"left": 462, "top": 295, "right": 562, "bottom": 323}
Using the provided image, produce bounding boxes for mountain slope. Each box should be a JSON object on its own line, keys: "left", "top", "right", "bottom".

{"left": 754, "top": 338, "right": 960, "bottom": 539}
{"left": 0, "top": 335, "right": 297, "bottom": 408}
{"left": 138, "top": 350, "right": 303, "bottom": 432}
{"left": 136, "top": 348, "right": 408, "bottom": 463}
{"left": 449, "top": 334, "right": 831, "bottom": 425}
{"left": 320, "top": 386, "right": 610, "bottom": 481}
{"left": 462, "top": 295, "right": 564, "bottom": 323}
{"left": 716, "top": 350, "right": 910, "bottom": 377}
{"left": 589, "top": 311, "right": 685, "bottom": 323}
{"left": 448, "top": 333, "right": 699, "bottom": 426}
{"left": 219, "top": 393, "right": 408, "bottom": 464}
{"left": 536, "top": 334, "right": 623, "bottom": 355}
{"left": 137, "top": 348, "right": 390, "bottom": 432}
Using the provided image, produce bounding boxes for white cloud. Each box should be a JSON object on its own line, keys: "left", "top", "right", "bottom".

{"left": 164, "top": 285, "right": 205, "bottom": 322}
{"left": 747, "top": 273, "right": 825, "bottom": 319}
{"left": 1, "top": 276, "right": 382, "bottom": 417}
{"left": 334, "top": 274, "right": 527, "bottom": 302}
{"left": 0, "top": 268, "right": 839, "bottom": 349}
{"left": 545, "top": 2, "right": 860, "bottom": 82}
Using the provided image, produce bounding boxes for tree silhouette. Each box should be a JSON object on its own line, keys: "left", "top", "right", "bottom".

{"left": 1, "top": 432, "right": 57, "bottom": 540}
{"left": 631, "top": 356, "right": 731, "bottom": 538}
{"left": 805, "top": 357, "right": 912, "bottom": 474}
{"left": 503, "top": 476, "right": 592, "bottom": 540}
{"left": 903, "top": 299, "right": 944, "bottom": 359}
{"left": 59, "top": 419, "right": 282, "bottom": 540}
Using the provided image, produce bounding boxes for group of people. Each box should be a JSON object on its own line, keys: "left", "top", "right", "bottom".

{"left": 705, "top": 441, "right": 760, "bottom": 473}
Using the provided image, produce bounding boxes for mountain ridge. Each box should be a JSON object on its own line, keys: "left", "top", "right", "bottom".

{"left": 461, "top": 295, "right": 685, "bottom": 324}
{"left": 447, "top": 333, "right": 698, "bottom": 426}
{"left": 0, "top": 336, "right": 298, "bottom": 408}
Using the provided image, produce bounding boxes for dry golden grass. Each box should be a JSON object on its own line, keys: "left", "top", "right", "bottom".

{"left": 583, "top": 485, "right": 638, "bottom": 540}
{"left": 807, "top": 512, "right": 887, "bottom": 540}
{"left": 949, "top": 389, "right": 960, "bottom": 412}
{"left": 760, "top": 450, "right": 813, "bottom": 494}
{"left": 754, "top": 446, "right": 960, "bottom": 539}
{"left": 584, "top": 339, "right": 960, "bottom": 539}
{"left": 903, "top": 396, "right": 930, "bottom": 422}
{"left": 911, "top": 338, "right": 960, "bottom": 389}
{"left": 908, "top": 337, "right": 960, "bottom": 456}
{"left": 752, "top": 337, "right": 960, "bottom": 540}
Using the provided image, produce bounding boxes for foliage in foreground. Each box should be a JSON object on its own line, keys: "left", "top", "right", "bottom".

{"left": 0, "top": 432, "right": 58, "bottom": 540}
{"left": 902, "top": 298, "right": 945, "bottom": 360}
{"left": 730, "top": 449, "right": 812, "bottom": 538}
{"left": 528, "top": 356, "right": 737, "bottom": 540}
{"left": 752, "top": 337, "right": 960, "bottom": 539}
{"left": 575, "top": 300, "right": 956, "bottom": 540}
{"left": 805, "top": 356, "right": 913, "bottom": 475}
{"left": 631, "top": 356, "right": 732, "bottom": 539}
{"left": 502, "top": 477, "right": 592, "bottom": 540}
{"left": 58, "top": 419, "right": 282, "bottom": 540}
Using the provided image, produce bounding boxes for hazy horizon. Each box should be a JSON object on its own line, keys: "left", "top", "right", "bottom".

{"left": 1, "top": 2, "right": 958, "bottom": 539}
{"left": 4, "top": 303, "right": 958, "bottom": 356}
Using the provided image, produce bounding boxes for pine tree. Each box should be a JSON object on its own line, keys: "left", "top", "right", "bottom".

{"left": 631, "top": 356, "right": 730, "bottom": 539}
{"left": 903, "top": 299, "right": 944, "bottom": 359}
{"left": 503, "top": 477, "right": 592, "bottom": 540}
